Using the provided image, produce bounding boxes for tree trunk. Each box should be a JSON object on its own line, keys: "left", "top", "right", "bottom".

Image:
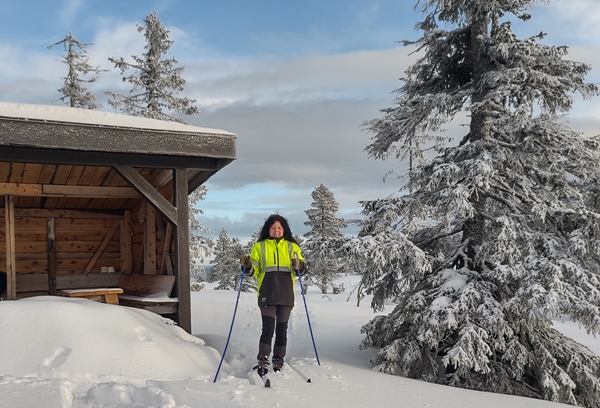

{"left": 462, "top": 6, "right": 491, "bottom": 270}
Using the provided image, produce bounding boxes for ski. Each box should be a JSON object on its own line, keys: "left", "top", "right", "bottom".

{"left": 262, "top": 376, "right": 271, "bottom": 388}
{"left": 285, "top": 362, "right": 312, "bottom": 383}
{"left": 250, "top": 365, "right": 271, "bottom": 387}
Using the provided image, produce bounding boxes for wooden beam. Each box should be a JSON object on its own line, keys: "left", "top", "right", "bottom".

{"left": 144, "top": 205, "right": 157, "bottom": 275}
{"left": 187, "top": 169, "right": 217, "bottom": 194}
{"left": 173, "top": 169, "right": 191, "bottom": 332}
{"left": 120, "top": 210, "right": 132, "bottom": 273}
{"left": 0, "top": 183, "right": 42, "bottom": 196}
{"left": 120, "top": 220, "right": 126, "bottom": 271}
{"left": 156, "top": 215, "right": 174, "bottom": 276}
{"left": 56, "top": 272, "right": 121, "bottom": 290}
{"left": 0, "top": 209, "right": 123, "bottom": 219}
{"left": 43, "top": 185, "right": 139, "bottom": 198}
{"left": 47, "top": 218, "right": 57, "bottom": 295}
{"left": 113, "top": 165, "right": 177, "bottom": 226}
{"left": 135, "top": 206, "right": 145, "bottom": 275}
{"left": 82, "top": 220, "right": 120, "bottom": 274}
{"left": 0, "top": 182, "right": 138, "bottom": 198}
{"left": 15, "top": 272, "right": 48, "bottom": 292}
{"left": 4, "top": 195, "right": 16, "bottom": 299}
{"left": 125, "top": 211, "right": 133, "bottom": 272}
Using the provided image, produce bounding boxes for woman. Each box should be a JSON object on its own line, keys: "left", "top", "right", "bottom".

{"left": 240, "top": 214, "right": 307, "bottom": 376}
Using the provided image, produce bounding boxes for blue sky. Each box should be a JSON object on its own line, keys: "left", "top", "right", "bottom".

{"left": 2, "top": 0, "right": 600, "bottom": 246}
{"left": 0, "top": 1, "right": 411, "bottom": 56}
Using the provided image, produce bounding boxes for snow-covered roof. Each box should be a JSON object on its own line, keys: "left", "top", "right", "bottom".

{"left": 0, "top": 101, "right": 233, "bottom": 135}
{"left": 0, "top": 102, "right": 236, "bottom": 160}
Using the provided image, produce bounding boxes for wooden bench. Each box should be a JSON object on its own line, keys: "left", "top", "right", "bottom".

{"left": 16, "top": 272, "right": 123, "bottom": 299}
{"left": 59, "top": 288, "right": 123, "bottom": 304}
{"left": 55, "top": 273, "right": 124, "bottom": 304}
{"left": 16, "top": 272, "right": 178, "bottom": 315}
{"left": 117, "top": 274, "right": 178, "bottom": 315}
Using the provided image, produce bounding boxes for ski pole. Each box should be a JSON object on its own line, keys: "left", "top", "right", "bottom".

{"left": 294, "top": 252, "right": 321, "bottom": 365}
{"left": 213, "top": 267, "right": 246, "bottom": 383}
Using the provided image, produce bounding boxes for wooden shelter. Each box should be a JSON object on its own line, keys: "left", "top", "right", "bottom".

{"left": 0, "top": 102, "right": 236, "bottom": 333}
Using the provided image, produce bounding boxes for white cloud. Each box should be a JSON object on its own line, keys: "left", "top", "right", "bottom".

{"left": 544, "top": 0, "right": 600, "bottom": 43}
{"left": 566, "top": 46, "right": 600, "bottom": 82}
{"left": 91, "top": 21, "right": 146, "bottom": 69}
{"left": 59, "top": 0, "right": 84, "bottom": 26}
{"left": 0, "top": 43, "right": 64, "bottom": 104}
{"left": 183, "top": 46, "right": 415, "bottom": 110}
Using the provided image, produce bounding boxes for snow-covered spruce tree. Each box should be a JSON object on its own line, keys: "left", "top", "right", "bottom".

{"left": 48, "top": 32, "right": 103, "bottom": 109}
{"left": 213, "top": 230, "right": 255, "bottom": 292}
{"left": 232, "top": 237, "right": 256, "bottom": 292}
{"left": 355, "top": 1, "right": 600, "bottom": 406}
{"left": 189, "top": 186, "right": 213, "bottom": 284}
{"left": 304, "top": 184, "right": 347, "bottom": 294}
{"left": 213, "top": 229, "right": 237, "bottom": 290}
{"left": 190, "top": 270, "right": 205, "bottom": 292}
{"left": 243, "top": 229, "right": 261, "bottom": 256}
{"left": 106, "top": 11, "right": 198, "bottom": 123}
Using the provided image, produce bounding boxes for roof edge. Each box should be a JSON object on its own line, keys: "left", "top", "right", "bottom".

{"left": 0, "top": 101, "right": 235, "bottom": 136}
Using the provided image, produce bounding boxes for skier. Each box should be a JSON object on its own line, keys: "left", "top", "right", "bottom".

{"left": 240, "top": 214, "right": 307, "bottom": 377}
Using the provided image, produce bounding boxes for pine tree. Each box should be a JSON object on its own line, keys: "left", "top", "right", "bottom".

{"left": 212, "top": 230, "right": 255, "bottom": 292}
{"left": 106, "top": 11, "right": 198, "bottom": 123}
{"left": 304, "top": 184, "right": 347, "bottom": 294}
{"left": 190, "top": 269, "right": 205, "bottom": 292}
{"left": 48, "top": 32, "right": 103, "bottom": 109}
{"left": 232, "top": 237, "right": 256, "bottom": 292}
{"left": 213, "top": 229, "right": 237, "bottom": 290}
{"left": 353, "top": 1, "right": 600, "bottom": 406}
{"left": 240, "top": 228, "right": 262, "bottom": 288}
{"left": 244, "top": 229, "right": 261, "bottom": 255}
{"left": 105, "top": 12, "right": 209, "bottom": 276}
{"left": 189, "top": 186, "right": 213, "bottom": 283}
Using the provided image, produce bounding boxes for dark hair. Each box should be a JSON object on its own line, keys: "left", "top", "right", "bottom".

{"left": 258, "top": 214, "right": 298, "bottom": 244}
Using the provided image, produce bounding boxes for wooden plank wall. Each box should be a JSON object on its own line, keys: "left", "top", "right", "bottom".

{"left": 55, "top": 217, "right": 122, "bottom": 273}
{"left": 0, "top": 216, "right": 122, "bottom": 273}
{"left": 0, "top": 212, "right": 121, "bottom": 295}
{"left": 1, "top": 212, "right": 49, "bottom": 274}
{"left": 1, "top": 207, "right": 173, "bottom": 297}
{"left": 131, "top": 204, "right": 173, "bottom": 275}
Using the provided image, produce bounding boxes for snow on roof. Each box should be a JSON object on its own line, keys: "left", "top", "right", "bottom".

{"left": 0, "top": 101, "right": 237, "bottom": 160}
{"left": 0, "top": 101, "right": 234, "bottom": 136}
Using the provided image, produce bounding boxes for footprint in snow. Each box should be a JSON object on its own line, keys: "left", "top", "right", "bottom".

{"left": 42, "top": 347, "right": 71, "bottom": 369}
{"left": 134, "top": 326, "right": 152, "bottom": 342}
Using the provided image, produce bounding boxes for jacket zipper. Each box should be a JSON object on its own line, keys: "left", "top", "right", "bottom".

{"left": 275, "top": 241, "right": 280, "bottom": 304}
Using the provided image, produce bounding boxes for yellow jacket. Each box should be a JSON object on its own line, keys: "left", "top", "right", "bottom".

{"left": 250, "top": 238, "right": 304, "bottom": 306}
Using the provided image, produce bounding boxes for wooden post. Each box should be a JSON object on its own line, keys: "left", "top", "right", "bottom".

{"left": 120, "top": 210, "right": 132, "bottom": 273}
{"left": 144, "top": 205, "right": 157, "bottom": 275}
{"left": 4, "top": 195, "right": 16, "bottom": 299}
{"left": 173, "top": 169, "right": 191, "bottom": 332}
{"left": 135, "top": 204, "right": 146, "bottom": 274}
{"left": 47, "top": 217, "right": 57, "bottom": 295}
{"left": 156, "top": 215, "right": 174, "bottom": 276}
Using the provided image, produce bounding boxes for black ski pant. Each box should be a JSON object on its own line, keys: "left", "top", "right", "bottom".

{"left": 258, "top": 305, "right": 292, "bottom": 360}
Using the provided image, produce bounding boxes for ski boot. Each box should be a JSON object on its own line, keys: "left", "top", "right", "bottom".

{"left": 272, "top": 355, "right": 284, "bottom": 372}
{"left": 256, "top": 355, "right": 270, "bottom": 377}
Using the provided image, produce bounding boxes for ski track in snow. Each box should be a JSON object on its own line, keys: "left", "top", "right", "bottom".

{"left": 66, "top": 358, "right": 332, "bottom": 408}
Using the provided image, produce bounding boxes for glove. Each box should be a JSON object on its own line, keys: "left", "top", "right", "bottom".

{"left": 240, "top": 256, "right": 253, "bottom": 275}
{"left": 291, "top": 258, "right": 306, "bottom": 276}
{"left": 291, "top": 258, "right": 304, "bottom": 270}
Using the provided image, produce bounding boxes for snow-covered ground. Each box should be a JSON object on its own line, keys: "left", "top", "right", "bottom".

{"left": 0, "top": 275, "right": 594, "bottom": 408}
